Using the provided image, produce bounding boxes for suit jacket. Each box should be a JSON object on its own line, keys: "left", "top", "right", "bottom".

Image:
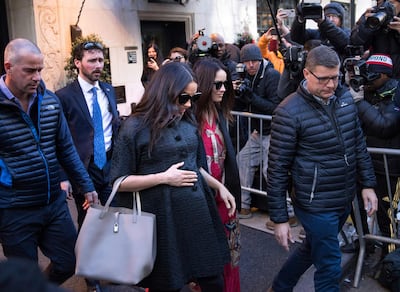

{"left": 56, "top": 80, "right": 120, "bottom": 169}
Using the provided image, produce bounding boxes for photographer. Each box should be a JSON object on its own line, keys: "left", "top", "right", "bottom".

{"left": 235, "top": 44, "right": 281, "bottom": 219}
{"left": 291, "top": 2, "right": 350, "bottom": 56}
{"left": 348, "top": 54, "right": 400, "bottom": 259}
{"left": 210, "top": 33, "right": 239, "bottom": 81}
{"left": 277, "top": 39, "right": 321, "bottom": 99}
{"left": 350, "top": 0, "right": 400, "bottom": 78}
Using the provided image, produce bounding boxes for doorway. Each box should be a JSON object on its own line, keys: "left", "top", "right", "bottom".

{"left": 140, "top": 20, "right": 187, "bottom": 61}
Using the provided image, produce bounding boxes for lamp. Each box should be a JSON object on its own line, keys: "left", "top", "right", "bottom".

{"left": 70, "top": 0, "right": 86, "bottom": 42}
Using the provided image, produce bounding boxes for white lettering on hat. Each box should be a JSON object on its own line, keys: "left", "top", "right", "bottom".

{"left": 366, "top": 54, "right": 393, "bottom": 68}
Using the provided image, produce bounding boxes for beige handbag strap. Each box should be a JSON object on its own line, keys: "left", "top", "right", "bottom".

{"left": 101, "top": 175, "right": 128, "bottom": 218}
{"left": 100, "top": 176, "right": 143, "bottom": 223}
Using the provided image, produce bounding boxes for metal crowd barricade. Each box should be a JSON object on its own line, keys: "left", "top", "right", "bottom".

{"left": 231, "top": 111, "right": 272, "bottom": 197}
{"left": 231, "top": 111, "right": 400, "bottom": 289}
{"left": 352, "top": 147, "right": 400, "bottom": 288}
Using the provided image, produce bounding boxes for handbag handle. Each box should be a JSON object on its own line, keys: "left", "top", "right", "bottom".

{"left": 100, "top": 176, "right": 143, "bottom": 223}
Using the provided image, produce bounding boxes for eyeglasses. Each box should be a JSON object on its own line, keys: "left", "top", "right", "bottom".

{"left": 83, "top": 42, "right": 104, "bottom": 50}
{"left": 308, "top": 70, "right": 342, "bottom": 84}
{"left": 178, "top": 92, "right": 202, "bottom": 105}
{"left": 213, "top": 81, "right": 229, "bottom": 90}
{"left": 172, "top": 56, "right": 184, "bottom": 62}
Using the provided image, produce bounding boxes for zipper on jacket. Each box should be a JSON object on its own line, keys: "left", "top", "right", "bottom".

{"left": 310, "top": 165, "right": 318, "bottom": 202}
{"left": 344, "top": 154, "right": 349, "bottom": 166}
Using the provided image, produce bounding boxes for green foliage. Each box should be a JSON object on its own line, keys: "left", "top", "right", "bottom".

{"left": 64, "top": 34, "right": 111, "bottom": 84}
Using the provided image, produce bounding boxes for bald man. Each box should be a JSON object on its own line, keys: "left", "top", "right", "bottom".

{"left": 0, "top": 38, "right": 97, "bottom": 285}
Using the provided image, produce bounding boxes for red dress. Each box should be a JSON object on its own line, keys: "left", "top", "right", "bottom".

{"left": 202, "top": 118, "right": 241, "bottom": 292}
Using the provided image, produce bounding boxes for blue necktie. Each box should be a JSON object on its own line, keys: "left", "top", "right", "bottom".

{"left": 91, "top": 87, "right": 106, "bottom": 169}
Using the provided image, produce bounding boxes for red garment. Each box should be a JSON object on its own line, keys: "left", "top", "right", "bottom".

{"left": 202, "top": 118, "right": 241, "bottom": 292}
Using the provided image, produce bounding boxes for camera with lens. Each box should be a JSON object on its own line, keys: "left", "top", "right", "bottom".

{"left": 344, "top": 45, "right": 364, "bottom": 58}
{"left": 343, "top": 58, "right": 380, "bottom": 92}
{"left": 282, "top": 45, "right": 307, "bottom": 77}
{"left": 234, "top": 63, "right": 249, "bottom": 96}
{"left": 188, "top": 28, "right": 219, "bottom": 64}
{"left": 300, "top": 0, "right": 323, "bottom": 20}
{"left": 366, "top": 1, "right": 395, "bottom": 29}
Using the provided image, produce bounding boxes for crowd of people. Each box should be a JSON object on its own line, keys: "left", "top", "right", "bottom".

{"left": 1, "top": 1, "right": 400, "bottom": 292}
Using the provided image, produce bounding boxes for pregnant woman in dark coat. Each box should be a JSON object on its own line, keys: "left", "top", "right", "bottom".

{"left": 110, "top": 62, "right": 236, "bottom": 292}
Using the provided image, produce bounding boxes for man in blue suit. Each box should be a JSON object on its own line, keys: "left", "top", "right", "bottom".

{"left": 56, "top": 41, "right": 120, "bottom": 228}
{"left": 56, "top": 41, "right": 120, "bottom": 292}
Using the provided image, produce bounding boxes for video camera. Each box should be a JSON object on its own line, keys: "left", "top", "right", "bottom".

{"left": 188, "top": 29, "right": 219, "bottom": 64}
{"left": 343, "top": 45, "right": 380, "bottom": 92}
{"left": 366, "top": 1, "right": 396, "bottom": 30}
{"left": 282, "top": 45, "right": 308, "bottom": 78}
{"left": 299, "top": 0, "right": 323, "bottom": 20}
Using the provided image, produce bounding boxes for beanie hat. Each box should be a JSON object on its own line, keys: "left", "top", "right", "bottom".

{"left": 324, "top": 3, "right": 345, "bottom": 21}
{"left": 240, "top": 44, "right": 263, "bottom": 62}
{"left": 366, "top": 54, "right": 393, "bottom": 76}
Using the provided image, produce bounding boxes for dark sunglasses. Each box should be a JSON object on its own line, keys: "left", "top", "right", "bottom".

{"left": 178, "top": 92, "right": 202, "bottom": 105}
{"left": 83, "top": 42, "right": 104, "bottom": 50}
{"left": 213, "top": 81, "right": 229, "bottom": 90}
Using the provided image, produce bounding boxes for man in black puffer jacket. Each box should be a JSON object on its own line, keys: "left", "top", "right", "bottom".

{"left": 0, "top": 38, "right": 98, "bottom": 286}
{"left": 267, "top": 46, "right": 377, "bottom": 292}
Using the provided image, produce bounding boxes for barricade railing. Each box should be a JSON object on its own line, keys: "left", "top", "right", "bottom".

{"left": 231, "top": 111, "right": 271, "bottom": 197}
{"left": 231, "top": 111, "right": 400, "bottom": 288}
{"left": 352, "top": 147, "right": 400, "bottom": 288}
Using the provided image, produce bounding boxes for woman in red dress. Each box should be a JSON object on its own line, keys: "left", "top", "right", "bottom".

{"left": 193, "top": 58, "right": 242, "bottom": 292}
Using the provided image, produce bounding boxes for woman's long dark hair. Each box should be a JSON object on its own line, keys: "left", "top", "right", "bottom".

{"left": 192, "top": 57, "right": 235, "bottom": 131}
{"left": 133, "top": 62, "right": 197, "bottom": 153}
{"left": 145, "top": 42, "right": 164, "bottom": 65}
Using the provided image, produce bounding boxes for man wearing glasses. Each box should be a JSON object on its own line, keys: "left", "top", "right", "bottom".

{"left": 56, "top": 41, "right": 120, "bottom": 291}
{"left": 266, "top": 45, "right": 378, "bottom": 292}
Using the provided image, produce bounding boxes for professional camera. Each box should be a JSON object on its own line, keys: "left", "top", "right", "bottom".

{"left": 282, "top": 45, "right": 307, "bottom": 77}
{"left": 234, "top": 63, "right": 247, "bottom": 96}
{"left": 343, "top": 58, "right": 380, "bottom": 92}
{"left": 188, "top": 28, "right": 219, "bottom": 64}
{"left": 300, "top": 0, "right": 323, "bottom": 20}
{"left": 344, "top": 45, "right": 364, "bottom": 58}
{"left": 366, "top": 1, "right": 396, "bottom": 29}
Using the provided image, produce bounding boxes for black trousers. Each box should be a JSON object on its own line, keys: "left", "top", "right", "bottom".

{"left": 73, "top": 157, "right": 113, "bottom": 229}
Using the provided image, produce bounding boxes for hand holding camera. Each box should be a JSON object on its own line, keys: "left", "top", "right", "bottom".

{"left": 365, "top": 1, "right": 396, "bottom": 30}
{"left": 349, "top": 85, "right": 365, "bottom": 103}
{"left": 237, "top": 79, "right": 253, "bottom": 103}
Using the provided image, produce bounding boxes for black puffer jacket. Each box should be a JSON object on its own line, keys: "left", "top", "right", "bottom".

{"left": 356, "top": 79, "right": 400, "bottom": 177}
{"left": 267, "top": 82, "right": 376, "bottom": 223}
{"left": 0, "top": 80, "right": 94, "bottom": 208}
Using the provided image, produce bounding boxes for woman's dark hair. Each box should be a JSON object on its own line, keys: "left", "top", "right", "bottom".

{"left": 145, "top": 42, "right": 164, "bottom": 65}
{"left": 192, "top": 57, "right": 235, "bottom": 130}
{"left": 134, "top": 62, "right": 197, "bottom": 152}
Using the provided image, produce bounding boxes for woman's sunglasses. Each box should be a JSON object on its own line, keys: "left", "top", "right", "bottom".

{"left": 178, "top": 92, "right": 202, "bottom": 105}
{"left": 213, "top": 81, "right": 229, "bottom": 90}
